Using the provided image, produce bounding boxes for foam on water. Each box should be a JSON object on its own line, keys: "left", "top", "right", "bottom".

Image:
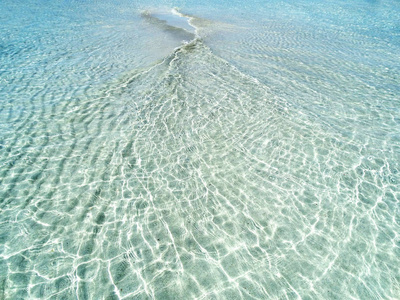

{"left": 1, "top": 1, "right": 400, "bottom": 299}
{"left": 149, "top": 8, "right": 197, "bottom": 35}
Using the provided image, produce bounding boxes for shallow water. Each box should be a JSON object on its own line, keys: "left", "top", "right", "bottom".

{"left": 1, "top": 0, "right": 400, "bottom": 299}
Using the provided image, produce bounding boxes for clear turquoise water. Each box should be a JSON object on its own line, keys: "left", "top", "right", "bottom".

{"left": 1, "top": 0, "right": 400, "bottom": 299}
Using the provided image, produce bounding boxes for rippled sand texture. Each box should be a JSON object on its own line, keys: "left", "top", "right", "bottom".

{"left": 1, "top": 2, "right": 400, "bottom": 300}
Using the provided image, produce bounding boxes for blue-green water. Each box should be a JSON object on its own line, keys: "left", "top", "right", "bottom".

{"left": 1, "top": 0, "right": 400, "bottom": 299}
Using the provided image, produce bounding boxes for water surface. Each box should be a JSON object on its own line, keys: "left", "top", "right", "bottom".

{"left": 1, "top": 0, "right": 400, "bottom": 299}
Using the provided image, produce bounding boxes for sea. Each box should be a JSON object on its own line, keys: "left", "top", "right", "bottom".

{"left": 0, "top": 0, "right": 399, "bottom": 299}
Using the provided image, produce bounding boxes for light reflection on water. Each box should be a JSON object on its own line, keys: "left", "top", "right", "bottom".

{"left": 0, "top": 0, "right": 399, "bottom": 299}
